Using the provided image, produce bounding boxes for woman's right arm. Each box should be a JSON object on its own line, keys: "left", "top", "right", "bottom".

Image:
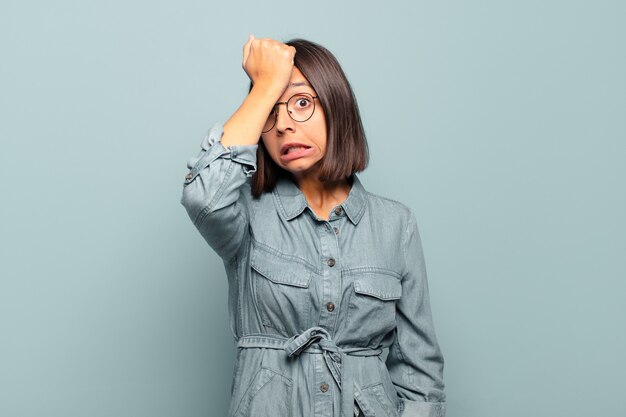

{"left": 180, "top": 36, "right": 295, "bottom": 261}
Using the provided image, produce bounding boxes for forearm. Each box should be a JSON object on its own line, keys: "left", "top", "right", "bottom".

{"left": 222, "top": 35, "right": 295, "bottom": 147}
{"left": 386, "top": 211, "right": 446, "bottom": 416}
{"left": 221, "top": 83, "right": 282, "bottom": 148}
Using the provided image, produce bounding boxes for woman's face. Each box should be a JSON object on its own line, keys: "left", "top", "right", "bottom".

{"left": 261, "top": 67, "right": 327, "bottom": 182}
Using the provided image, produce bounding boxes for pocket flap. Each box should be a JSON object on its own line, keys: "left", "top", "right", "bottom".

{"left": 251, "top": 243, "right": 312, "bottom": 288}
{"left": 353, "top": 272, "right": 402, "bottom": 300}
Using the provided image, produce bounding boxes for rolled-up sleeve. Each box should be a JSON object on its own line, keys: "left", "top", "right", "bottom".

{"left": 385, "top": 211, "right": 446, "bottom": 417}
{"left": 180, "top": 122, "right": 258, "bottom": 261}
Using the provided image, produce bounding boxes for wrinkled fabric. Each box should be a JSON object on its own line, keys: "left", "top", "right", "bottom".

{"left": 180, "top": 123, "right": 446, "bottom": 417}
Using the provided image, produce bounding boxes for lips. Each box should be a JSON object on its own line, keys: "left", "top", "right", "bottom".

{"left": 280, "top": 142, "right": 312, "bottom": 156}
{"left": 279, "top": 142, "right": 315, "bottom": 162}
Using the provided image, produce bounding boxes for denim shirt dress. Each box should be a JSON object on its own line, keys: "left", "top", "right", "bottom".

{"left": 180, "top": 123, "right": 446, "bottom": 417}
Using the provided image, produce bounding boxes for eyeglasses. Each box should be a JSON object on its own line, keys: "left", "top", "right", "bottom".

{"left": 262, "top": 93, "right": 320, "bottom": 133}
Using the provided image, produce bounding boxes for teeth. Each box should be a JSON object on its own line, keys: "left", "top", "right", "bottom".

{"left": 286, "top": 146, "right": 307, "bottom": 154}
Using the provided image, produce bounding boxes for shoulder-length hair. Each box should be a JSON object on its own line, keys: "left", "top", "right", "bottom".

{"left": 250, "top": 38, "right": 369, "bottom": 197}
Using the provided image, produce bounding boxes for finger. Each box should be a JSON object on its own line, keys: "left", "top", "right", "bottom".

{"left": 242, "top": 34, "right": 253, "bottom": 53}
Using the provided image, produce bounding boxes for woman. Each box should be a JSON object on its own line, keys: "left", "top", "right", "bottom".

{"left": 181, "top": 35, "right": 446, "bottom": 417}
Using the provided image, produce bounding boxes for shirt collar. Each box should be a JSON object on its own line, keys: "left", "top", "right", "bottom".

{"left": 272, "top": 174, "right": 367, "bottom": 225}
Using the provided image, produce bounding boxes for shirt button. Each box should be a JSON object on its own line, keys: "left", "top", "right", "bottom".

{"left": 333, "top": 226, "right": 339, "bottom": 235}
{"left": 326, "top": 302, "right": 335, "bottom": 312}
{"left": 334, "top": 207, "right": 343, "bottom": 216}
{"left": 320, "top": 383, "right": 329, "bottom": 392}
{"left": 327, "top": 258, "right": 336, "bottom": 267}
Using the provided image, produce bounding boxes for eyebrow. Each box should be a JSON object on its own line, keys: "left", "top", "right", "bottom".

{"left": 287, "top": 81, "right": 311, "bottom": 89}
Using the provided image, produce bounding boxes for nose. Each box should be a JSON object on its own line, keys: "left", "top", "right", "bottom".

{"left": 275, "top": 103, "right": 295, "bottom": 133}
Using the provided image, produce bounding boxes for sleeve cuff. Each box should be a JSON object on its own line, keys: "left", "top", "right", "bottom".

{"left": 399, "top": 399, "right": 446, "bottom": 417}
{"left": 185, "top": 123, "right": 258, "bottom": 183}
{"left": 227, "top": 143, "right": 258, "bottom": 177}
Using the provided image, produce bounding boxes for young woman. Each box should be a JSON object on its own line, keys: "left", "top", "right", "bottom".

{"left": 181, "top": 35, "right": 446, "bottom": 417}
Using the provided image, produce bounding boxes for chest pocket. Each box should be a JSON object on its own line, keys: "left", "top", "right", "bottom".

{"left": 346, "top": 269, "right": 402, "bottom": 338}
{"left": 250, "top": 242, "right": 313, "bottom": 335}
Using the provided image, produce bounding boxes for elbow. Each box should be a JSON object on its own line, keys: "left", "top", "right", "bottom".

{"left": 180, "top": 183, "right": 212, "bottom": 226}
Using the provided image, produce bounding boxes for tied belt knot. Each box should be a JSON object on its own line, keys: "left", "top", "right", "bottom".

{"left": 237, "top": 326, "right": 382, "bottom": 417}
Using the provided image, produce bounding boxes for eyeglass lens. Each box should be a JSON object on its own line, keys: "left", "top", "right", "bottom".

{"left": 262, "top": 93, "right": 316, "bottom": 133}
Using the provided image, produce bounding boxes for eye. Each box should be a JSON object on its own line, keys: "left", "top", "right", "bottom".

{"left": 293, "top": 96, "right": 312, "bottom": 109}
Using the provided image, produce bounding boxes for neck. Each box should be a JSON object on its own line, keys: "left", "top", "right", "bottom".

{"left": 293, "top": 173, "right": 352, "bottom": 209}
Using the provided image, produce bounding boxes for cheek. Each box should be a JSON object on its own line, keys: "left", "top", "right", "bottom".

{"left": 315, "top": 115, "right": 328, "bottom": 151}
{"left": 318, "top": 131, "right": 328, "bottom": 153}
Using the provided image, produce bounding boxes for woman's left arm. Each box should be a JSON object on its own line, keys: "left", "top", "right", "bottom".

{"left": 385, "top": 211, "right": 446, "bottom": 417}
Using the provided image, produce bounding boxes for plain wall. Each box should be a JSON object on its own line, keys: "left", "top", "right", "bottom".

{"left": 1, "top": 1, "right": 624, "bottom": 416}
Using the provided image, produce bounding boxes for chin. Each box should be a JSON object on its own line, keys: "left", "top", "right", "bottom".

{"left": 284, "top": 161, "right": 323, "bottom": 178}
{"left": 284, "top": 167, "right": 312, "bottom": 177}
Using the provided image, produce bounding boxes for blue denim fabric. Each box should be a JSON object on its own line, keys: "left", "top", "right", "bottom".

{"left": 181, "top": 123, "right": 446, "bottom": 417}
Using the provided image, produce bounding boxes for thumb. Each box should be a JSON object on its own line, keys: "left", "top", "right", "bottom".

{"left": 242, "top": 34, "right": 254, "bottom": 66}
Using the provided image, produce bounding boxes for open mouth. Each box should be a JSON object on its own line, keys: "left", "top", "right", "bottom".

{"left": 281, "top": 145, "right": 312, "bottom": 156}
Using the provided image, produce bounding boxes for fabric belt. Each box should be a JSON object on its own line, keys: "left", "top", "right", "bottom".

{"left": 237, "top": 326, "right": 382, "bottom": 417}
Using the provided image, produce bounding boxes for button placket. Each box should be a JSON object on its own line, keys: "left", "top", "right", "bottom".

{"left": 317, "top": 218, "right": 340, "bottom": 337}
{"left": 313, "top": 355, "right": 332, "bottom": 416}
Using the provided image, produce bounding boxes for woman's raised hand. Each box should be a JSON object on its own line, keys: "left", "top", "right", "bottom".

{"left": 242, "top": 35, "right": 295, "bottom": 94}
{"left": 220, "top": 35, "right": 295, "bottom": 148}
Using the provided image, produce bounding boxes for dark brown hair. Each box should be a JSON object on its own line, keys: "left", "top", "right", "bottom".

{"left": 250, "top": 38, "right": 369, "bottom": 197}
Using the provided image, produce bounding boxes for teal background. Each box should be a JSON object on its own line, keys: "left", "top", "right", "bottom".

{"left": 1, "top": 1, "right": 624, "bottom": 416}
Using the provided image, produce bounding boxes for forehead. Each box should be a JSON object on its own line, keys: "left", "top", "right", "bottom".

{"left": 286, "top": 67, "right": 314, "bottom": 91}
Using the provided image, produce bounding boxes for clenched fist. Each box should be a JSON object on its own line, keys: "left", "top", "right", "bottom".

{"left": 242, "top": 35, "right": 295, "bottom": 94}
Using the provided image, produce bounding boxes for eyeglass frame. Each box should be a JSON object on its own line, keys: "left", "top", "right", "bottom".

{"left": 262, "top": 93, "right": 320, "bottom": 133}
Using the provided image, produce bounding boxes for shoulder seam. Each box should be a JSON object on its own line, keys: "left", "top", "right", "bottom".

{"left": 362, "top": 189, "right": 413, "bottom": 213}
